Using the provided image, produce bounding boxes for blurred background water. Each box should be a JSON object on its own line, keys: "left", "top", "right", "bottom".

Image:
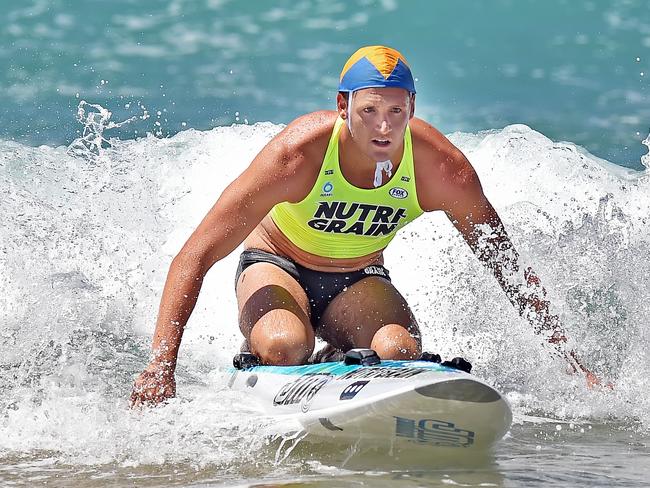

{"left": 1, "top": 0, "right": 648, "bottom": 167}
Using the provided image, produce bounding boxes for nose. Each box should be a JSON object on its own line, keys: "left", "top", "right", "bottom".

{"left": 378, "top": 118, "right": 390, "bottom": 134}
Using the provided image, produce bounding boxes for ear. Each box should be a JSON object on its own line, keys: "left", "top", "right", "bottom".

{"left": 409, "top": 94, "right": 416, "bottom": 119}
{"left": 336, "top": 92, "right": 348, "bottom": 119}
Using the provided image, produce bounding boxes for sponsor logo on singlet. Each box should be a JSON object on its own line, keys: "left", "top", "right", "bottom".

{"left": 307, "top": 201, "right": 408, "bottom": 237}
{"left": 389, "top": 187, "right": 408, "bottom": 199}
{"left": 320, "top": 181, "right": 334, "bottom": 197}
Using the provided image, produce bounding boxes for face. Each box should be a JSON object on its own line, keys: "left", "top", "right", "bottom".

{"left": 337, "top": 87, "right": 414, "bottom": 161}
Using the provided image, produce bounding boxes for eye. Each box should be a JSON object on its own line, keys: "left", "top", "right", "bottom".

{"left": 363, "top": 107, "right": 375, "bottom": 113}
{"left": 391, "top": 107, "right": 402, "bottom": 113}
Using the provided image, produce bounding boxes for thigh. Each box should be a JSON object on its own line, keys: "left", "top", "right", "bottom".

{"left": 316, "top": 276, "right": 420, "bottom": 351}
{"left": 236, "top": 261, "right": 314, "bottom": 352}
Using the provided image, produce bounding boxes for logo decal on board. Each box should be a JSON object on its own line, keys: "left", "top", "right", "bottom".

{"left": 394, "top": 417, "right": 475, "bottom": 448}
{"left": 319, "top": 418, "right": 343, "bottom": 431}
{"left": 338, "top": 367, "right": 423, "bottom": 380}
{"left": 339, "top": 380, "right": 369, "bottom": 400}
{"left": 389, "top": 187, "right": 408, "bottom": 199}
{"left": 274, "top": 373, "right": 332, "bottom": 411}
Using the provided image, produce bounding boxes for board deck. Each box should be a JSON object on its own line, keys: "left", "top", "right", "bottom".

{"left": 228, "top": 359, "right": 512, "bottom": 450}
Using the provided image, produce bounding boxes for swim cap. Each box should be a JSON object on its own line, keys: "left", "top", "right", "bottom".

{"left": 338, "top": 45, "right": 416, "bottom": 94}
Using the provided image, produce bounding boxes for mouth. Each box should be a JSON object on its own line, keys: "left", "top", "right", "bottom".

{"left": 372, "top": 138, "right": 391, "bottom": 147}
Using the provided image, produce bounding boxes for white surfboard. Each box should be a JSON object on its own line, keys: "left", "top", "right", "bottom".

{"left": 228, "top": 352, "right": 512, "bottom": 450}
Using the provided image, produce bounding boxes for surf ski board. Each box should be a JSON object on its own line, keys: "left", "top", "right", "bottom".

{"left": 228, "top": 349, "right": 512, "bottom": 450}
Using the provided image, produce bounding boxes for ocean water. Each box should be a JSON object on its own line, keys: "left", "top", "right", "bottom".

{"left": 1, "top": 0, "right": 649, "bottom": 167}
{"left": 2, "top": 1, "right": 650, "bottom": 487}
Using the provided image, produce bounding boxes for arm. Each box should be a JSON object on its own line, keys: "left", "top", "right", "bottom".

{"left": 429, "top": 147, "right": 601, "bottom": 386}
{"left": 130, "top": 118, "right": 320, "bottom": 407}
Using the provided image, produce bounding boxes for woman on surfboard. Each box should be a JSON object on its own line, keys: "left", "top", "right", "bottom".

{"left": 131, "top": 46, "right": 600, "bottom": 407}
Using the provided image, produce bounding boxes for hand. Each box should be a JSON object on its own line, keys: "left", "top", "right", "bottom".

{"left": 130, "top": 363, "right": 176, "bottom": 408}
{"left": 564, "top": 350, "right": 614, "bottom": 391}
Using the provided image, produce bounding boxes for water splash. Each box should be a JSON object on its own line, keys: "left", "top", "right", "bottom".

{"left": 641, "top": 130, "right": 650, "bottom": 170}
{"left": 1, "top": 121, "right": 649, "bottom": 475}
{"left": 67, "top": 101, "right": 149, "bottom": 161}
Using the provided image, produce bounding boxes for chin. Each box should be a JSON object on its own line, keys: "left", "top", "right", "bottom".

{"left": 368, "top": 148, "right": 391, "bottom": 161}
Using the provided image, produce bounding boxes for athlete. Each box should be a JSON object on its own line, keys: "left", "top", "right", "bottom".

{"left": 131, "top": 46, "right": 600, "bottom": 407}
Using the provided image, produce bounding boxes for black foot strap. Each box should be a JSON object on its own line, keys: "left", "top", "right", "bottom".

{"left": 441, "top": 357, "right": 472, "bottom": 373}
{"left": 233, "top": 352, "right": 261, "bottom": 370}
{"left": 344, "top": 348, "right": 381, "bottom": 366}
{"left": 419, "top": 352, "right": 472, "bottom": 373}
{"left": 418, "top": 351, "right": 442, "bottom": 363}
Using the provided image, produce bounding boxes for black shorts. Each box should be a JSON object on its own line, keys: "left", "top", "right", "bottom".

{"left": 235, "top": 248, "right": 391, "bottom": 325}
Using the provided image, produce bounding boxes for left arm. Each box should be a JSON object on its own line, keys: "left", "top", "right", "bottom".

{"left": 443, "top": 170, "right": 567, "bottom": 341}
{"left": 423, "top": 144, "right": 601, "bottom": 386}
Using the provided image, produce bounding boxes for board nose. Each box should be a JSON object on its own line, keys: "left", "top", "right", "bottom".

{"left": 415, "top": 379, "right": 501, "bottom": 403}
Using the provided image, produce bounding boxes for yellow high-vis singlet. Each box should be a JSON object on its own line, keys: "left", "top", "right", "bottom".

{"left": 269, "top": 117, "right": 424, "bottom": 259}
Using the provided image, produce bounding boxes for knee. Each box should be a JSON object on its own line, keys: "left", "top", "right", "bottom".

{"left": 371, "top": 323, "right": 421, "bottom": 360}
{"left": 254, "top": 333, "right": 313, "bottom": 366}
{"left": 249, "top": 311, "right": 314, "bottom": 365}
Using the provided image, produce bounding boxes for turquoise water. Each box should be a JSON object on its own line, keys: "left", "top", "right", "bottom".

{"left": 1, "top": 0, "right": 648, "bottom": 167}
{"left": 2, "top": 1, "right": 650, "bottom": 487}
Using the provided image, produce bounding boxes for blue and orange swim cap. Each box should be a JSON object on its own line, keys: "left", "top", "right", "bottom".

{"left": 338, "top": 45, "right": 416, "bottom": 94}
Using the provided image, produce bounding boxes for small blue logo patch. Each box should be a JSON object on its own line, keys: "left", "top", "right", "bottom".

{"left": 389, "top": 187, "right": 408, "bottom": 199}
{"left": 321, "top": 181, "right": 334, "bottom": 197}
{"left": 340, "top": 380, "right": 369, "bottom": 400}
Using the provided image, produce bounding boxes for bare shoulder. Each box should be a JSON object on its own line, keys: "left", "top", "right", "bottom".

{"left": 247, "top": 110, "right": 337, "bottom": 202}
{"left": 409, "top": 117, "right": 482, "bottom": 212}
{"left": 269, "top": 111, "right": 337, "bottom": 171}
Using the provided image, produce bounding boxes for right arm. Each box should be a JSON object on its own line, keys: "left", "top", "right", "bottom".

{"left": 130, "top": 114, "right": 327, "bottom": 407}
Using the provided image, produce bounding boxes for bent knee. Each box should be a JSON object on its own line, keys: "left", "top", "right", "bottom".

{"left": 370, "top": 323, "right": 421, "bottom": 360}
{"left": 253, "top": 334, "right": 313, "bottom": 365}
{"left": 249, "top": 310, "right": 314, "bottom": 365}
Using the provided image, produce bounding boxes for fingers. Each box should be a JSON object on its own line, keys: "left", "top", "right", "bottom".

{"left": 129, "top": 389, "right": 141, "bottom": 409}
{"left": 560, "top": 351, "right": 613, "bottom": 391}
{"left": 129, "top": 386, "right": 173, "bottom": 408}
{"left": 585, "top": 371, "right": 614, "bottom": 391}
{"left": 129, "top": 371, "right": 176, "bottom": 409}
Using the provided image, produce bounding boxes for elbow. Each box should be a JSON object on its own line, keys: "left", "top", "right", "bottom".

{"left": 171, "top": 247, "right": 212, "bottom": 277}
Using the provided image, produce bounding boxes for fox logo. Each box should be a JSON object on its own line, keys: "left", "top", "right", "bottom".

{"left": 389, "top": 187, "right": 408, "bottom": 199}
